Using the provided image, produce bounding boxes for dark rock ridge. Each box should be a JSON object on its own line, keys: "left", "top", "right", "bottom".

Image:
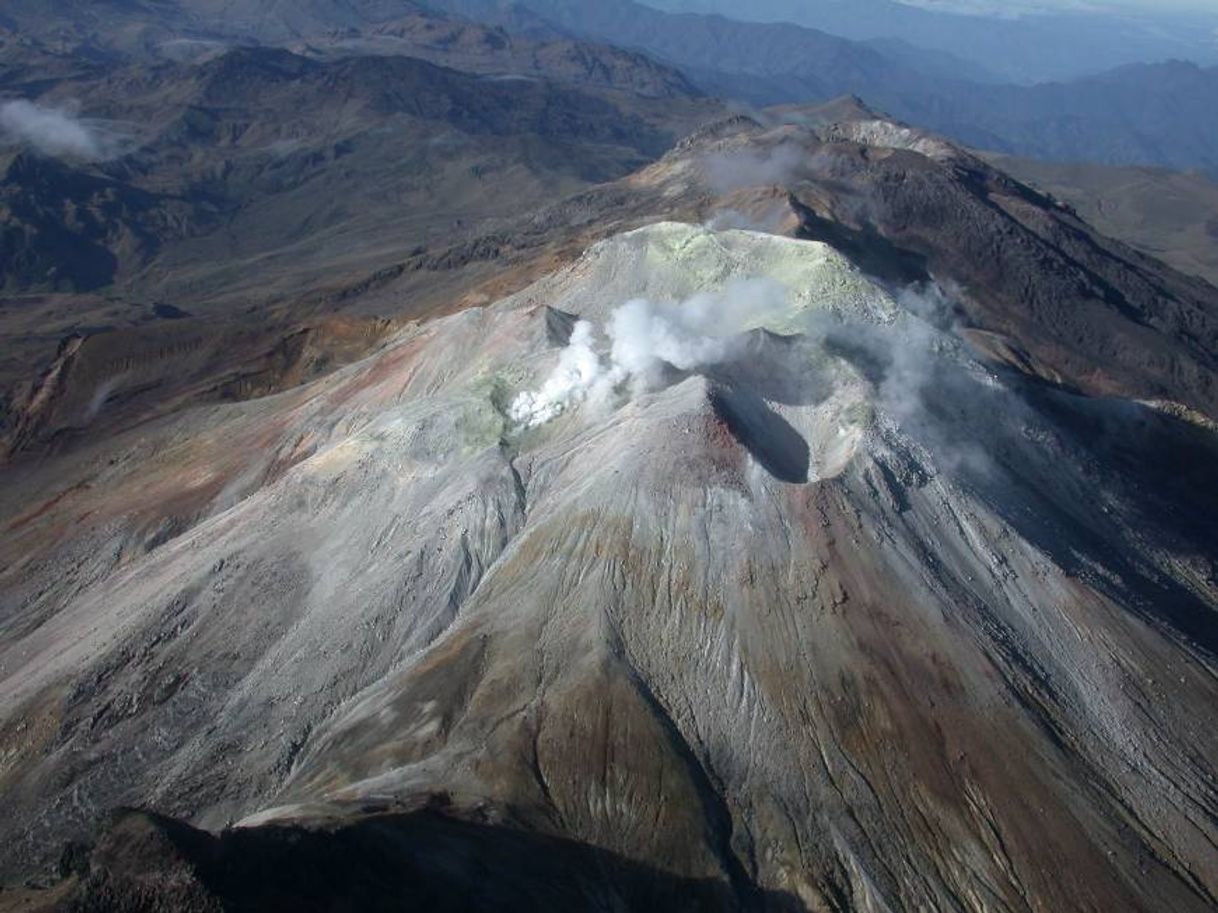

{"left": 0, "top": 38, "right": 718, "bottom": 445}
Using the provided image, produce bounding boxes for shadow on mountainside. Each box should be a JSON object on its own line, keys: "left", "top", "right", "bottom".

{"left": 35, "top": 806, "right": 807, "bottom": 913}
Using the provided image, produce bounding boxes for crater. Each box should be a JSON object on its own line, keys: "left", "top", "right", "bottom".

{"left": 709, "top": 384, "right": 810, "bottom": 484}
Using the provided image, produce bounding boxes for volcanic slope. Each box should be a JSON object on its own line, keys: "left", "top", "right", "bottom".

{"left": 2, "top": 219, "right": 1217, "bottom": 911}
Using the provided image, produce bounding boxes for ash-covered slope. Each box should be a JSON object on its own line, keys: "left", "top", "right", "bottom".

{"left": 2, "top": 220, "right": 1217, "bottom": 911}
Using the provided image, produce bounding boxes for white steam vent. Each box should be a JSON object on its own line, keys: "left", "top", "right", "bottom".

{"left": 510, "top": 277, "right": 791, "bottom": 428}
{"left": 509, "top": 320, "right": 604, "bottom": 427}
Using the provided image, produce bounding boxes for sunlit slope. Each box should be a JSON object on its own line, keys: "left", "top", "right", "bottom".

{"left": 2, "top": 223, "right": 1216, "bottom": 910}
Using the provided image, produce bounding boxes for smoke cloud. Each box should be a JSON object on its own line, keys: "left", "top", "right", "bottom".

{"left": 510, "top": 278, "right": 791, "bottom": 428}
{"left": 0, "top": 100, "right": 110, "bottom": 160}
{"left": 510, "top": 266, "right": 1045, "bottom": 504}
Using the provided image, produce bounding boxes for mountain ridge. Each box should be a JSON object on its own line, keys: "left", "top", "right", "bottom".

{"left": 9, "top": 0, "right": 1218, "bottom": 174}
{"left": 639, "top": 0, "right": 1218, "bottom": 83}
{"left": 410, "top": 0, "right": 1218, "bottom": 177}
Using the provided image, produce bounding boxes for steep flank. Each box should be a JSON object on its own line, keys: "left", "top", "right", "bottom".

{"left": 2, "top": 224, "right": 1216, "bottom": 911}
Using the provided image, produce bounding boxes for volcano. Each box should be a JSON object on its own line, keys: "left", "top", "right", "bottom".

{"left": 1, "top": 108, "right": 1217, "bottom": 913}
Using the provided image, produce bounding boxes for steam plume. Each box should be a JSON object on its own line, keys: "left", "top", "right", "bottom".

{"left": 510, "top": 278, "right": 791, "bottom": 428}
{"left": 700, "top": 142, "right": 807, "bottom": 195}
{"left": 509, "top": 321, "right": 604, "bottom": 427}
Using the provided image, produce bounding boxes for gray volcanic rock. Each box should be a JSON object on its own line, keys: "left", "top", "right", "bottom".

{"left": 2, "top": 223, "right": 1216, "bottom": 911}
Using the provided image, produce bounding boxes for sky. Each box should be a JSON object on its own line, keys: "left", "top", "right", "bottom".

{"left": 897, "top": 0, "right": 1218, "bottom": 13}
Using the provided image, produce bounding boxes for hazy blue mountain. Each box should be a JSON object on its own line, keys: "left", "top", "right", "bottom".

{"left": 638, "top": 0, "right": 1218, "bottom": 84}
{"left": 8, "top": 3, "right": 1218, "bottom": 187}
{"left": 417, "top": 0, "right": 1218, "bottom": 176}
{"left": 919, "top": 60, "right": 1218, "bottom": 176}
{"left": 862, "top": 36, "right": 1004, "bottom": 85}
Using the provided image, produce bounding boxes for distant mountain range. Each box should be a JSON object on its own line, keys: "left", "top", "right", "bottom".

{"left": 0, "top": 19, "right": 714, "bottom": 300}
{"left": 423, "top": 0, "right": 1218, "bottom": 177}
{"left": 639, "top": 0, "right": 1218, "bottom": 84}
{"left": 0, "top": 22, "right": 718, "bottom": 429}
{"left": 6, "top": 0, "right": 1218, "bottom": 176}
